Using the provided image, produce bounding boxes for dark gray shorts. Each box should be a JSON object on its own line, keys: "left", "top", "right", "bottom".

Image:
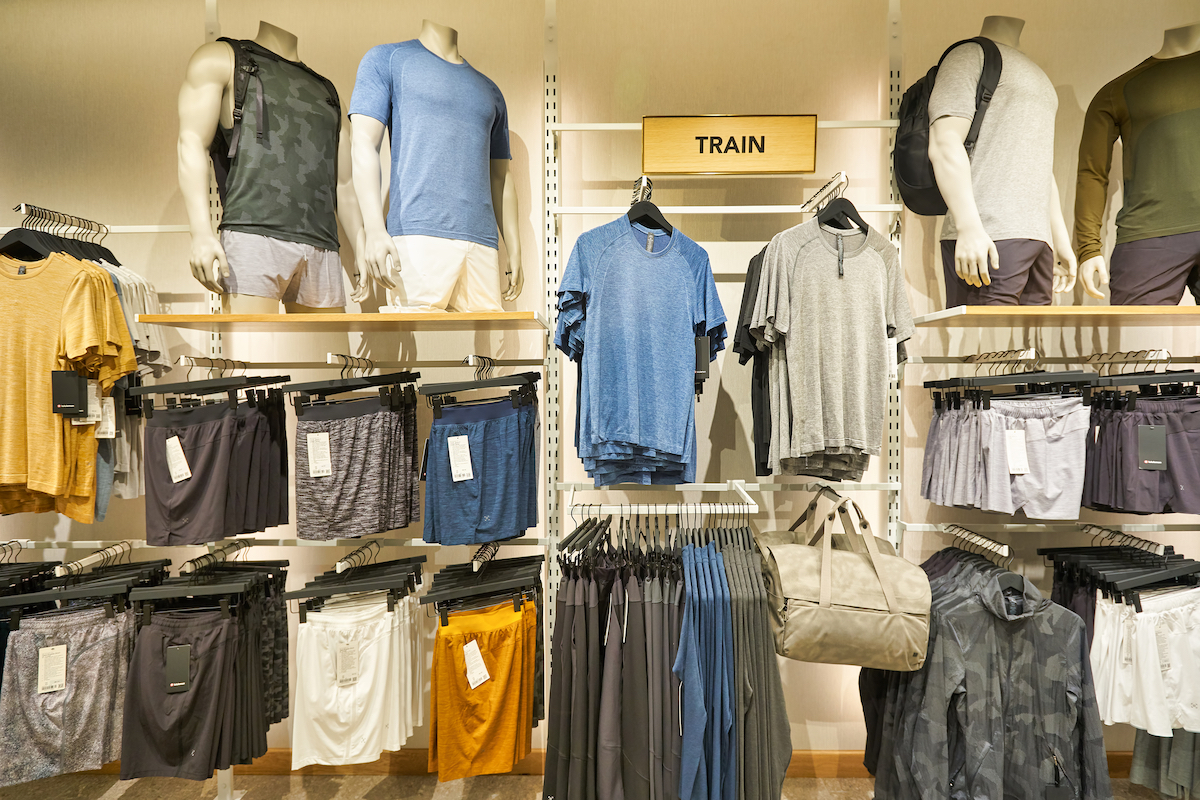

{"left": 941, "top": 238, "right": 1053, "bottom": 307}
{"left": 120, "top": 610, "right": 236, "bottom": 781}
{"left": 1110, "top": 230, "right": 1200, "bottom": 305}
{"left": 0, "top": 607, "right": 134, "bottom": 786}
{"left": 145, "top": 404, "right": 238, "bottom": 546}
{"left": 1115, "top": 399, "right": 1200, "bottom": 514}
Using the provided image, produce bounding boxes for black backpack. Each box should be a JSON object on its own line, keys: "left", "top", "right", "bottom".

{"left": 209, "top": 38, "right": 341, "bottom": 200}
{"left": 893, "top": 37, "right": 1002, "bottom": 216}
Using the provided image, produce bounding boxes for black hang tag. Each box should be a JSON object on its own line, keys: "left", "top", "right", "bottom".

{"left": 51, "top": 371, "right": 88, "bottom": 416}
{"left": 420, "top": 439, "right": 430, "bottom": 482}
{"left": 1046, "top": 786, "right": 1072, "bottom": 800}
{"left": 1138, "top": 425, "right": 1167, "bottom": 471}
{"left": 165, "top": 645, "right": 191, "bottom": 694}
{"left": 694, "top": 336, "right": 710, "bottom": 379}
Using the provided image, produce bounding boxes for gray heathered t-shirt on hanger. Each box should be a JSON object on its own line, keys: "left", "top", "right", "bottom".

{"left": 928, "top": 40, "right": 1057, "bottom": 245}
{"left": 751, "top": 220, "right": 914, "bottom": 469}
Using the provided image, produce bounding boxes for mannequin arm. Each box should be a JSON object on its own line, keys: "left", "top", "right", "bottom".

{"left": 336, "top": 112, "right": 392, "bottom": 303}
{"left": 491, "top": 159, "right": 522, "bottom": 302}
{"left": 178, "top": 41, "right": 234, "bottom": 293}
{"left": 1049, "top": 175, "right": 1081, "bottom": 295}
{"left": 349, "top": 114, "right": 401, "bottom": 280}
{"left": 928, "top": 115, "right": 998, "bottom": 287}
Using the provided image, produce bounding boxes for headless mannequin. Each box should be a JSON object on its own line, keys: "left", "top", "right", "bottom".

{"left": 350, "top": 20, "right": 523, "bottom": 306}
{"left": 178, "top": 21, "right": 389, "bottom": 313}
{"left": 1076, "top": 21, "right": 1200, "bottom": 298}
{"left": 927, "top": 16, "right": 1078, "bottom": 295}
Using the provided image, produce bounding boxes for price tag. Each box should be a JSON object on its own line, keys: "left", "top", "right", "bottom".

{"left": 38, "top": 645, "right": 67, "bottom": 694}
{"left": 1138, "top": 425, "right": 1167, "bottom": 471}
{"left": 96, "top": 397, "right": 116, "bottom": 439}
{"left": 1006, "top": 429, "right": 1030, "bottom": 475}
{"left": 71, "top": 380, "right": 102, "bottom": 426}
{"left": 464, "top": 639, "right": 490, "bottom": 689}
{"left": 447, "top": 435, "right": 474, "bottom": 482}
{"left": 165, "top": 436, "right": 192, "bottom": 483}
{"left": 1158, "top": 628, "right": 1172, "bottom": 671}
{"left": 336, "top": 642, "right": 359, "bottom": 687}
{"left": 886, "top": 337, "right": 899, "bottom": 381}
{"left": 307, "top": 432, "right": 333, "bottom": 478}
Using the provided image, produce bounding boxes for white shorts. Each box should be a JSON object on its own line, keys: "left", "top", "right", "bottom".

{"left": 220, "top": 229, "right": 346, "bottom": 308}
{"left": 291, "top": 598, "right": 399, "bottom": 769}
{"left": 389, "top": 234, "right": 502, "bottom": 312}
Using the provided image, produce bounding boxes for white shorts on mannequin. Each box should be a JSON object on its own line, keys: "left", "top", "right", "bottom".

{"left": 386, "top": 234, "right": 502, "bottom": 312}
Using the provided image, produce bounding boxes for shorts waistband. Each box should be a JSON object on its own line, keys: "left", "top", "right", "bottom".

{"left": 1126, "top": 398, "right": 1200, "bottom": 414}
{"left": 302, "top": 597, "right": 391, "bottom": 628}
{"left": 147, "top": 402, "right": 236, "bottom": 428}
{"left": 988, "top": 397, "right": 1085, "bottom": 419}
{"left": 296, "top": 397, "right": 392, "bottom": 423}
{"left": 147, "top": 609, "right": 231, "bottom": 631}
{"left": 18, "top": 606, "right": 127, "bottom": 633}
{"left": 433, "top": 397, "right": 534, "bottom": 425}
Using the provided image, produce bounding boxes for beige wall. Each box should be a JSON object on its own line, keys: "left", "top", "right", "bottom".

{"left": 2, "top": 0, "right": 1196, "bottom": 757}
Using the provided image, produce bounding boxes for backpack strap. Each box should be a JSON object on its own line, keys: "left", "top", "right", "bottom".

{"left": 217, "top": 37, "right": 263, "bottom": 159}
{"left": 936, "top": 36, "right": 1003, "bottom": 155}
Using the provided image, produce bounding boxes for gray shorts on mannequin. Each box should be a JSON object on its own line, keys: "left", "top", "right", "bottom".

{"left": 220, "top": 230, "right": 346, "bottom": 308}
{"left": 941, "top": 238, "right": 1053, "bottom": 307}
{"left": 1110, "top": 230, "right": 1200, "bottom": 306}
{"left": 980, "top": 398, "right": 1090, "bottom": 519}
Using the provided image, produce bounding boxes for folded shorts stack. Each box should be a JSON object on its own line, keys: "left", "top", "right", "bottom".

{"left": 921, "top": 396, "right": 1090, "bottom": 520}
{"left": 294, "top": 395, "right": 419, "bottom": 540}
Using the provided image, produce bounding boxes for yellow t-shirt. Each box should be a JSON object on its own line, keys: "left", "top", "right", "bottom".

{"left": 0, "top": 253, "right": 136, "bottom": 522}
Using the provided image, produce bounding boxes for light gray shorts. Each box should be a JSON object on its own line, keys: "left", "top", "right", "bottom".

{"left": 220, "top": 229, "right": 346, "bottom": 308}
{"left": 980, "top": 397, "right": 1090, "bottom": 519}
{"left": 0, "top": 607, "right": 134, "bottom": 786}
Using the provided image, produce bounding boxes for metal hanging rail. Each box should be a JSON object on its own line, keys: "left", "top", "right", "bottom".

{"left": 179, "top": 538, "right": 252, "bottom": 574}
{"left": 54, "top": 541, "right": 133, "bottom": 577}
{"left": 565, "top": 479, "right": 759, "bottom": 516}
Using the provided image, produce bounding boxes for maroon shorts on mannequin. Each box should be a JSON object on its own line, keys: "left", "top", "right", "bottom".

{"left": 1110, "top": 230, "right": 1200, "bottom": 305}
{"left": 941, "top": 238, "right": 1053, "bottom": 307}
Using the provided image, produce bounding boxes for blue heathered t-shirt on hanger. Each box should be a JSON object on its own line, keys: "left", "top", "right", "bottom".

{"left": 556, "top": 217, "right": 727, "bottom": 485}
{"left": 349, "top": 40, "right": 510, "bottom": 248}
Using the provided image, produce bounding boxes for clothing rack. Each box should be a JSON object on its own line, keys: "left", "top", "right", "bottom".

{"left": 471, "top": 541, "right": 502, "bottom": 572}
{"left": 1080, "top": 524, "right": 1169, "bottom": 556}
{"left": 942, "top": 524, "right": 1013, "bottom": 560}
{"left": 564, "top": 479, "right": 758, "bottom": 517}
{"left": 176, "top": 354, "right": 544, "bottom": 371}
{"left": 14, "top": 202, "right": 109, "bottom": 241}
{"left": 334, "top": 540, "right": 380, "bottom": 574}
{"left": 53, "top": 541, "right": 132, "bottom": 577}
{"left": 179, "top": 539, "right": 252, "bottom": 574}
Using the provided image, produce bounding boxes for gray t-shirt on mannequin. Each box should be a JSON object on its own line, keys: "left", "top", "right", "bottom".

{"left": 928, "top": 40, "right": 1057, "bottom": 245}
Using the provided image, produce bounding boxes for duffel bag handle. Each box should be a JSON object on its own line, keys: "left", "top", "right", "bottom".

{"left": 818, "top": 498, "right": 899, "bottom": 614}
{"left": 789, "top": 486, "right": 843, "bottom": 538}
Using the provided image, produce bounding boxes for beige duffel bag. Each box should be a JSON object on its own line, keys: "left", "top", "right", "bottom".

{"left": 757, "top": 496, "right": 931, "bottom": 672}
{"left": 757, "top": 487, "right": 897, "bottom": 556}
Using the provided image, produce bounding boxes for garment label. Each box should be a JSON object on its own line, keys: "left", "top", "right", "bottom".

{"left": 37, "top": 645, "right": 66, "bottom": 694}
{"left": 886, "top": 337, "right": 898, "bottom": 381}
{"left": 95, "top": 397, "right": 116, "bottom": 439}
{"left": 1006, "top": 429, "right": 1030, "bottom": 475}
{"left": 1156, "top": 628, "right": 1172, "bottom": 671}
{"left": 336, "top": 642, "right": 359, "bottom": 687}
{"left": 165, "top": 435, "right": 192, "bottom": 483}
{"left": 464, "top": 639, "right": 490, "bottom": 689}
{"left": 71, "top": 380, "right": 102, "bottom": 426}
{"left": 307, "top": 432, "right": 332, "bottom": 478}
{"left": 646, "top": 232, "right": 654, "bottom": 252}
{"left": 447, "top": 435, "right": 474, "bottom": 482}
{"left": 1138, "top": 425, "right": 1167, "bottom": 471}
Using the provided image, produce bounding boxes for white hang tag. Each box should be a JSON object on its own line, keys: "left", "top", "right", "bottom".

{"left": 1158, "top": 628, "right": 1172, "bottom": 671}
{"left": 336, "top": 642, "right": 359, "bottom": 687}
{"left": 1005, "top": 429, "right": 1030, "bottom": 475}
{"left": 886, "top": 337, "right": 899, "bottom": 381}
{"left": 38, "top": 645, "right": 67, "bottom": 694}
{"left": 165, "top": 436, "right": 192, "bottom": 483}
{"left": 447, "top": 435, "right": 474, "bottom": 482}
{"left": 95, "top": 397, "right": 117, "bottom": 439}
{"left": 464, "top": 639, "right": 490, "bottom": 689}
{"left": 72, "top": 380, "right": 102, "bottom": 426}
{"left": 307, "top": 432, "right": 333, "bottom": 478}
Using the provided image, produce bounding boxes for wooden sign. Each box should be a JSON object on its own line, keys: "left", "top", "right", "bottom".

{"left": 641, "top": 115, "right": 817, "bottom": 175}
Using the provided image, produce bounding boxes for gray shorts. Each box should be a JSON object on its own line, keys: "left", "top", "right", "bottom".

{"left": 220, "top": 229, "right": 346, "bottom": 308}
{"left": 1110, "top": 230, "right": 1200, "bottom": 306}
{"left": 980, "top": 397, "right": 1090, "bottom": 519}
{"left": 294, "top": 397, "right": 417, "bottom": 540}
{"left": 941, "top": 238, "right": 1053, "bottom": 307}
{"left": 0, "top": 607, "right": 134, "bottom": 786}
{"left": 1102, "top": 398, "right": 1200, "bottom": 514}
{"left": 145, "top": 403, "right": 238, "bottom": 546}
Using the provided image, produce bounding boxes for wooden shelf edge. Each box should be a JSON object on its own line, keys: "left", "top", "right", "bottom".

{"left": 136, "top": 311, "right": 549, "bottom": 333}
{"left": 914, "top": 305, "right": 1200, "bottom": 328}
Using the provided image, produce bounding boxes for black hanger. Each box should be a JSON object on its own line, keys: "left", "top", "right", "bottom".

{"left": 816, "top": 197, "right": 869, "bottom": 233}
{"left": 287, "top": 371, "right": 420, "bottom": 399}
{"left": 627, "top": 200, "right": 673, "bottom": 235}
{"left": 0, "top": 577, "right": 135, "bottom": 610}
{"left": 419, "top": 372, "right": 541, "bottom": 397}
{"left": 0, "top": 227, "right": 54, "bottom": 261}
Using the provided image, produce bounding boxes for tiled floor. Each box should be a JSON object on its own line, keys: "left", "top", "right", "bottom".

{"left": 0, "top": 775, "right": 1161, "bottom": 800}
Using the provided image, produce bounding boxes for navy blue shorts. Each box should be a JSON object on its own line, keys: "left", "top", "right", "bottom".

{"left": 423, "top": 398, "right": 538, "bottom": 545}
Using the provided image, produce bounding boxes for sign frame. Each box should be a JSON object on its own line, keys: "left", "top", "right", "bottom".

{"left": 641, "top": 114, "right": 818, "bottom": 175}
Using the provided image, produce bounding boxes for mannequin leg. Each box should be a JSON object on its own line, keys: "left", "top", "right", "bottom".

{"left": 284, "top": 303, "right": 344, "bottom": 314}
{"left": 1110, "top": 231, "right": 1200, "bottom": 305}
{"left": 229, "top": 295, "right": 282, "bottom": 314}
